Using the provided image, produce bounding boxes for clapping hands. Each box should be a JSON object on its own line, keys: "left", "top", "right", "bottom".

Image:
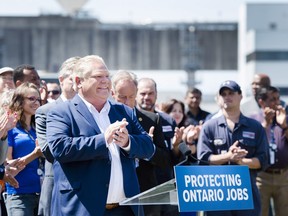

{"left": 0, "top": 111, "right": 18, "bottom": 139}
{"left": 4, "top": 158, "right": 26, "bottom": 188}
{"left": 105, "top": 118, "right": 129, "bottom": 148}
{"left": 228, "top": 141, "right": 248, "bottom": 163}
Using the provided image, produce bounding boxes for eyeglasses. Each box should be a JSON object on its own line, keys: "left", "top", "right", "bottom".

{"left": 48, "top": 90, "right": 60, "bottom": 95}
{"left": 25, "top": 96, "right": 41, "bottom": 104}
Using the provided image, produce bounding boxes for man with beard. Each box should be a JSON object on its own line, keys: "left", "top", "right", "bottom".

{"left": 136, "top": 78, "right": 179, "bottom": 216}
{"left": 184, "top": 88, "right": 210, "bottom": 126}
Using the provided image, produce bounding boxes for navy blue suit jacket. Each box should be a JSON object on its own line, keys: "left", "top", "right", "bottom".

{"left": 46, "top": 95, "right": 154, "bottom": 216}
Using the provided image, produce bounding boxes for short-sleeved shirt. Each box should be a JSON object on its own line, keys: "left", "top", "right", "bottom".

{"left": 6, "top": 124, "right": 41, "bottom": 195}
{"left": 197, "top": 114, "right": 269, "bottom": 216}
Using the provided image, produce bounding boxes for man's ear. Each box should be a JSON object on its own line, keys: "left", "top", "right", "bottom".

{"left": 15, "top": 80, "right": 22, "bottom": 87}
{"left": 58, "top": 76, "right": 64, "bottom": 84}
{"left": 75, "top": 76, "right": 82, "bottom": 88}
{"left": 258, "top": 99, "right": 264, "bottom": 108}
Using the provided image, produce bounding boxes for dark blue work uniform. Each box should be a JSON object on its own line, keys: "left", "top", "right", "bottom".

{"left": 197, "top": 114, "right": 269, "bottom": 216}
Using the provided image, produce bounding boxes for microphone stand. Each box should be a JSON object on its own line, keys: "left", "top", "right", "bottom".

{"left": 176, "top": 142, "right": 192, "bottom": 166}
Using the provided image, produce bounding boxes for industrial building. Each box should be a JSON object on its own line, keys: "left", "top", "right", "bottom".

{"left": 1, "top": 2, "right": 288, "bottom": 110}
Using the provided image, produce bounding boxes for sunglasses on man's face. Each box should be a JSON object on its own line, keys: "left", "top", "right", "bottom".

{"left": 48, "top": 90, "right": 60, "bottom": 95}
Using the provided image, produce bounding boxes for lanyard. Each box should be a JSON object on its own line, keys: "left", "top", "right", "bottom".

{"left": 24, "top": 127, "right": 44, "bottom": 176}
{"left": 24, "top": 128, "right": 36, "bottom": 142}
{"left": 270, "top": 120, "right": 276, "bottom": 143}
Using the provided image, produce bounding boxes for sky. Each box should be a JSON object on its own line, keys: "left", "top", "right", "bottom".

{"left": 1, "top": 0, "right": 288, "bottom": 23}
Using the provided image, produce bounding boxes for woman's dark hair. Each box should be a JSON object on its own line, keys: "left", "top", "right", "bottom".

{"left": 162, "top": 98, "right": 186, "bottom": 127}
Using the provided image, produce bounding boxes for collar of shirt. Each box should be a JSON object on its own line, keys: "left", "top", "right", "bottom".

{"left": 78, "top": 94, "right": 110, "bottom": 114}
{"left": 78, "top": 94, "right": 111, "bottom": 132}
{"left": 60, "top": 94, "right": 68, "bottom": 102}
{"left": 77, "top": 95, "right": 126, "bottom": 203}
{"left": 218, "top": 113, "right": 249, "bottom": 128}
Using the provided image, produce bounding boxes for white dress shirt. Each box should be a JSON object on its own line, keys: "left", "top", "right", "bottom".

{"left": 79, "top": 95, "right": 126, "bottom": 204}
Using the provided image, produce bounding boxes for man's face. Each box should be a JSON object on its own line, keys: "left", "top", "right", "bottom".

{"left": 220, "top": 89, "right": 242, "bottom": 110}
{"left": 251, "top": 75, "right": 270, "bottom": 96}
{"left": 136, "top": 81, "right": 157, "bottom": 112}
{"left": 112, "top": 79, "right": 137, "bottom": 108}
{"left": 78, "top": 61, "right": 111, "bottom": 104}
{"left": 272, "top": 92, "right": 281, "bottom": 107}
{"left": 59, "top": 74, "right": 76, "bottom": 99}
{"left": 47, "top": 83, "right": 61, "bottom": 100}
{"left": 263, "top": 91, "right": 279, "bottom": 110}
{"left": 0, "top": 72, "right": 15, "bottom": 93}
{"left": 23, "top": 69, "right": 41, "bottom": 88}
{"left": 185, "top": 92, "right": 201, "bottom": 109}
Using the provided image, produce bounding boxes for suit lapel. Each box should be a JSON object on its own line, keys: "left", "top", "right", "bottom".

{"left": 72, "top": 95, "right": 101, "bottom": 134}
{"left": 108, "top": 102, "right": 120, "bottom": 124}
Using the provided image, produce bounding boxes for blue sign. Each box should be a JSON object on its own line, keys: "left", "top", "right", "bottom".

{"left": 174, "top": 165, "right": 253, "bottom": 212}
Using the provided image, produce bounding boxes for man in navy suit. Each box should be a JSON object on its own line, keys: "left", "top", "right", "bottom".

{"left": 136, "top": 78, "right": 179, "bottom": 216}
{"left": 46, "top": 55, "right": 155, "bottom": 216}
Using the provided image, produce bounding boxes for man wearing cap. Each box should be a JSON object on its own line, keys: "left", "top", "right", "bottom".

{"left": 0, "top": 67, "right": 15, "bottom": 94}
{"left": 197, "top": 80, "right": 269, "bottom": 216}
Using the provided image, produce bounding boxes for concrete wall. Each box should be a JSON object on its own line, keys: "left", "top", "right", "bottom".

{"left": 238, "top": 3, "right": 288, "bottom": 97}
{"left": 0, "top": 15, "right": 237, "bottom": 72}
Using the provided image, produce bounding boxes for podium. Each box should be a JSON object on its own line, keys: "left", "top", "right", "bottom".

{"left": 120, "top": 165, "right": 254, "bottom": 214}
{"left": 120, "top": 178, "right": 178, "bottom": 206}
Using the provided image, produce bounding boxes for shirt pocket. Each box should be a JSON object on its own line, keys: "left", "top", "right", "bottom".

{"left": 59, "top": 180, "right": 81, "bottom": 192}
{"left": 239, "top": 139, "right": 257, "bottom": 157}
{"left": 213, "top": 138, "right": 228, "bottom": 155}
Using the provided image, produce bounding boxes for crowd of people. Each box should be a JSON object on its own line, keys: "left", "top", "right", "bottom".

{"left": 0, "top": 56, "right": 286, "bottom": 216}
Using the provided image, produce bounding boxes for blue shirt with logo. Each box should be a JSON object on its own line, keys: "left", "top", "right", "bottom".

{"left": 197, "top": 114, "right": 269, "bottom": 215}
{"left": 6, "top": 124, "right": 41, "bottom": 194}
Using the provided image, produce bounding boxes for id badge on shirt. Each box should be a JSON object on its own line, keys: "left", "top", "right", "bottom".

{"left": 269, "top": 143, "right": 277, "bottom": 165}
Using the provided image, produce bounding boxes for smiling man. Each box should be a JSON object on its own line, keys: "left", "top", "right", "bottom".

{"left": 46, "top": 55, "right": 155, "bottom": 216}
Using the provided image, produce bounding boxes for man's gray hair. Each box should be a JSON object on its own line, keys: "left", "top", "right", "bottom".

{"left": 58, "top": 56, "right": 81, "bottom": 79}
{"left": 111, "top": 70, "right": 138, "bottom": 91}
{"left": 74, "top": 55, "right": 107, "bottom": 79}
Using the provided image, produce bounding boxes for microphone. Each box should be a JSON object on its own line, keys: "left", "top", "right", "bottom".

{"left": 176, "top": 142, "right": 192, "bottom": 166}
{"left": 178, "top": 142, "right": 192, "bottom": 157}
{"left": 177, "top": 142, "right": 210, "bottom": 165}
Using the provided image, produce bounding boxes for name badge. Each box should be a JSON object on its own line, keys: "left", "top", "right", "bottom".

{"left": 243, "top": 131, "right": 255, "bottom": 139}
{"left": 162, "top": 125, "right": 173, "bottom": 132}
{"left": 214, "top": 139, "right": 225, "bottom": 146}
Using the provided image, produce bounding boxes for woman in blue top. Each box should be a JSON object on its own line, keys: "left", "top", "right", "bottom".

{"left": 6, "top": 82, "right": 43, "bottom": 216}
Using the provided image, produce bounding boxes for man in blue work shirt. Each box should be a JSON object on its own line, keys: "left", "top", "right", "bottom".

{"left": 197, "top": 80, "right": 269, "bottom": 216}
